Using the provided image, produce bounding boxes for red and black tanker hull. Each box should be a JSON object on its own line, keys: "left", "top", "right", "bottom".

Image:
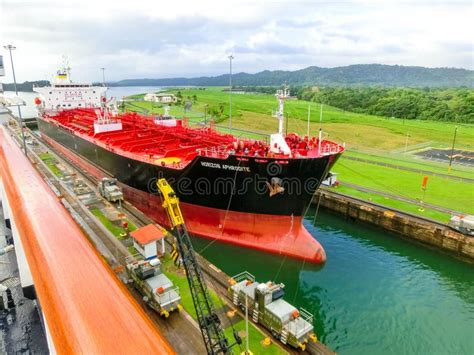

{"left": 38, "top": 117, "right": 341, "bottom": 263}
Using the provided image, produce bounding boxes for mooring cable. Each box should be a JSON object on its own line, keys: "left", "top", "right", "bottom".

{"left": 197, "top": 158, "right": 241, "bottom": 255}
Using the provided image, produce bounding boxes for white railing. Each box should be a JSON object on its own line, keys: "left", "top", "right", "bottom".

{"left": 231, "top": 271, "right": 256, "bottom": 283}
{"left": 196, "top": 145, "right": 230, "bottom": 158}
{"left": 299, "top": 307, "right": 314, "bottom": 323}
{"left": 320, "top": 143, "right": 342, "bottom": 155}
{"left": 157, "top": 286, "right": 181, "bottom": 306}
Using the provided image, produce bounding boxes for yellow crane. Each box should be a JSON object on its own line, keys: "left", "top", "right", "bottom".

{"left": 157, "top": 178, "right": 241, "bottom": 354}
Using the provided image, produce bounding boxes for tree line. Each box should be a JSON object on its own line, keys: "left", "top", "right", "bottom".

{"left": 112, "top": 64, "right": 473, "bottom": 87}
{"left": 241, "top": 86, "right": 474, "bottom": 123}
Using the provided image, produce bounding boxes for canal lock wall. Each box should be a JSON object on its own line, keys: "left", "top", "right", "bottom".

{"left": 314, "top": 190, "right": 474, "bottom": 263}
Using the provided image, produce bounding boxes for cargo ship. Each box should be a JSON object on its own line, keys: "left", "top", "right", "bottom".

{"left": 34, "top": 66, "right": 344, "bottom": 264}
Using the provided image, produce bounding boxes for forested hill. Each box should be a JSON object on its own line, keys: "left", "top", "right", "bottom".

{"left": 112, "top": 64, "right": 473, "bottom": 88}
{"left": 3, "top": 65, "right": 472, "bottom": 90}
{"left": 2, "top": 81, "right": 49, "bottom": 92}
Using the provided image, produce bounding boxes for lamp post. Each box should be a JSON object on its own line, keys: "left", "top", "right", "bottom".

{"left": 4, "top": 44, "right": 26, "bottom": 156}
{"left": 318, "top": 103, "right": 323, "bottom": 155}
{"left": 100, "top": 67, "right": 106, "bottom": 86}
{"left": 404, "top": 132, "right": 410, "bottom": 154}
{"left": 228, "top": 54, "right": 234, "bottom": 133}
{"left": 245, "top": 293, "right": 249, "bottom": 354}
{"left": 448, "top": 126, "right": 458, "bottom": 173}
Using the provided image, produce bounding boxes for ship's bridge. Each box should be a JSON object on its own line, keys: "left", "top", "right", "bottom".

{"left": 34, "top": 68, "right": 106, "bottom": 111}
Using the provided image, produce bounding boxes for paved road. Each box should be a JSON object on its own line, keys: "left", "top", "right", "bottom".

{"left": 415, "top": 148, "right": 474, "bottom": 167}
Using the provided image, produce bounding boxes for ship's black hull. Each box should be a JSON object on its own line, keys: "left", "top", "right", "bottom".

{"left": 37, "top": 118, "right": 340, "bottom": 217}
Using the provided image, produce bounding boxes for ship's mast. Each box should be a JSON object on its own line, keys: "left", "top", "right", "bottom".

{"left": 61, "top": 55, "right": 71, "bottom": 82}
{"left": 274, "top": 84, "right": 290, "bottom": 135}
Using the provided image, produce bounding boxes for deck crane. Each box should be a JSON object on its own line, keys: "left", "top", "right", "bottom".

{"left": 156, "top": 178, "right": 241, "bottom": 354}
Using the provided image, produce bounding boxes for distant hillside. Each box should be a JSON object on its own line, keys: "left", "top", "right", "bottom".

{"left": 3, "top": 64, "right": 472, "bottom": 91}
{"left": 2, "top": 81, "right": 50, "bottom": 92}
{"left": 111, "top": 64, "right": 473, "bottom": 88}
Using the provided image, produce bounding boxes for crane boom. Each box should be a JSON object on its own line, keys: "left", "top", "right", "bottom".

{"left": 157, "top": 179, "right": 239, "bottom": 354}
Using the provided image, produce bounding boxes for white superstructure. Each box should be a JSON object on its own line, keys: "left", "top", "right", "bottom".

{"left": 34, "top": 62, "right": 106, "bottom": 111}
{"left": 34, "top": 60, "right": 122, "bottom": 135}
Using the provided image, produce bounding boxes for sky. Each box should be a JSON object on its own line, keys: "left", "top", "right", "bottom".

{"left": 0, "top": 0, "right": 473, "bottom": 82}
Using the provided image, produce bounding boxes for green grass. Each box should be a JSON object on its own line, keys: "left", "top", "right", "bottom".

{"left": 39, "top": 152, "right": 64, "bottom": 177}
{"left": 334, "top": 185, "right": 452, "bottom": 222}
{"left": 127, "top": 220, "right": 138, "bottom": 232}
{"left": 127, "top": 245, "right": 138, "bottom": 255}
{"left": 161, "top": 253, "right": 222, "bottom": 320}
{"left": 90, "top": 207, "right": 126, "bottom": 237}
{"left": 335, "top": 159, "right": 474, "bottom": 215}
{"left": 89, "top": 206, "right": 137, "bottom": 237}
{"left": 223, "top": 319, "right": 287, "bottom": 355}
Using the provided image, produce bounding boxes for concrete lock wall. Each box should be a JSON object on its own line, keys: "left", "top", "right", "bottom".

{"left": 316, "top": 191, "right": 474, "bottom": 262}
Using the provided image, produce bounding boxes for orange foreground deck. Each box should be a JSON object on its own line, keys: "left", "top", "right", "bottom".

{"left": 0, "top": 126, "right": 174, "bottom": 354}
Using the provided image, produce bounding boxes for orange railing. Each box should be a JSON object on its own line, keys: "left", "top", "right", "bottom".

{"left": 0, "top": 125, "right": 174, "bottom": 354}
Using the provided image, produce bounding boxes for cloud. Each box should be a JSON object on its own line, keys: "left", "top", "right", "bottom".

{"left": 0, "top": 0, "right": 472, "bottom": 83}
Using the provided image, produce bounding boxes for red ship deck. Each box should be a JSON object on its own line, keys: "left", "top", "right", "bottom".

{"left": 42, "top": 108, "right": 343, "bottom": 170}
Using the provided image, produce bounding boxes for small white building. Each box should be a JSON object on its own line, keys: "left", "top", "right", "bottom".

{"left": 130, "top": 224, "right": 167, "bottom": 260}
{"left": 322, "top": 172, "right": 338, "bottom": 187}
{"left": 144, "top": 93, "right": 177, "bottom": 103}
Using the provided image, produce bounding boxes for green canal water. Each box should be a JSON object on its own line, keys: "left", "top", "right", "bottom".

{"left": 192, "top": 209, "right": 474, "bottom": 355}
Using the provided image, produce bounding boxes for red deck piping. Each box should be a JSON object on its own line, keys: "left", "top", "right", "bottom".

{"left": 42, "top": 108, "right": 344, "bottom": 168}
{"left": 0, "top": 126, "right": 175, "bottom": 354}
